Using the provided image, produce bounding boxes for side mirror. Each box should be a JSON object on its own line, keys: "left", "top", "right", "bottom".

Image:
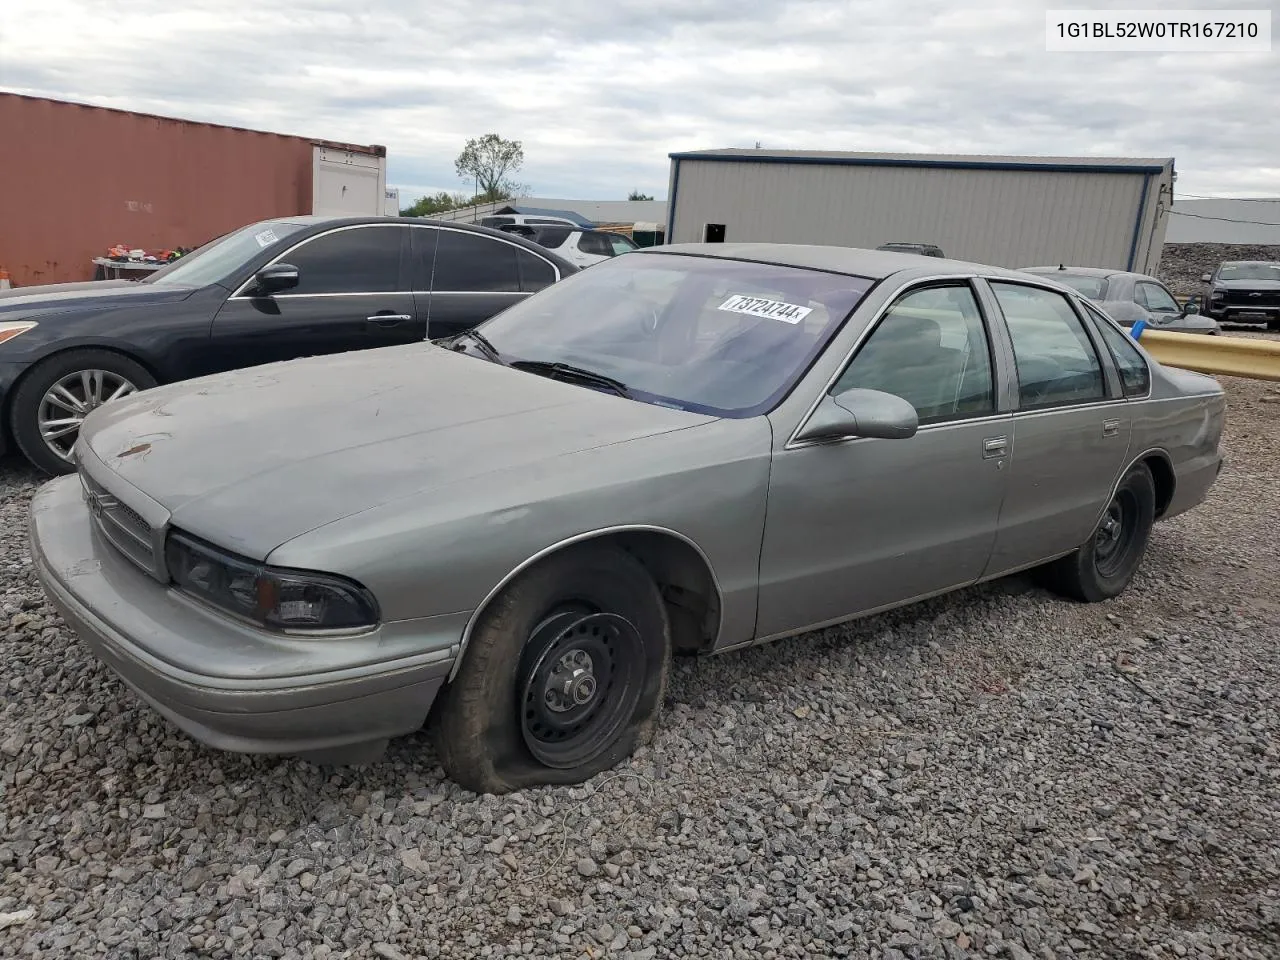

{"left": 252, "top": 262, "right": 299, "bottom": 295}
{"left": 794, "top": 387, "right": 919, "bottom": 444}
{"left": 1201, "top": 273, "right": 1212, "bottom": 282}
{"left": 1183, "top": 298, "right": 1200, "bottom": 315}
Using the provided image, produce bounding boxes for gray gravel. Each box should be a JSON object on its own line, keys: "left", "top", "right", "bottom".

{"left": 3, "top": 343, "right": 1279, "bottom": 959}
{"left": 1158, "top": 243, "right": 1280, "bottom": 296}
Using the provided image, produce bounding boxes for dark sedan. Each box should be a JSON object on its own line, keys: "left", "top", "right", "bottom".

{"left": 0, "top": 216, "right": 577, "bottom": 473}
{"left": 1200, "top": 260, "right": 1280, "bottom": 330}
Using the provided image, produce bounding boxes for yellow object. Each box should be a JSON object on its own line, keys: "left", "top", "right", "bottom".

{"left": 1137, "top": 329, "right": 1280, "bottom": 382}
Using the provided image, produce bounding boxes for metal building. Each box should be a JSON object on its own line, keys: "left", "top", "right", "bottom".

{"left": 665, "top": 149, "right": 1175, "bottom": 274}
{"left": 1165, "top": 197, "right": 1280, "bottom": 244}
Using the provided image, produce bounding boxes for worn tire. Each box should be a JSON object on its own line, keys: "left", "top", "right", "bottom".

{"left": 10, "top": 349, "right": 157, "bottom": 476}
{"left": 1041, "top": 462, "right": 1156, "bottom": 603}
{"left": 432, "top": 543, "right": 671, "bottom": 794}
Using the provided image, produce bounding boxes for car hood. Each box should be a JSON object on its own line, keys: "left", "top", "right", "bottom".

{"left": 1211, "top": 279, "right": 1280, "bottom": 291}
{"left": 0, "top": 279, "right": 198, "bottom": 319}
{"left": 77, "top": 342, "right": 717, "bottom": 558}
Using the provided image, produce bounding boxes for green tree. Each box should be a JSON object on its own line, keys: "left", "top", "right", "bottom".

{"left": 400, "top": 190, "right": 468, "bottom": 217}
{"left": 455, "top": 134, "right": 527, "bottom": 200}
{"left": 627, "top": 190, "right": 654, "bottom": 201}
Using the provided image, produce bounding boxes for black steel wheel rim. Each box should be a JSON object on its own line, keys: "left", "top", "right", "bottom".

{"left": 518, "top": 607, "right": 645, "bottom": 769}
{"left": 1094, "top": 489, "right": 1136, "bottom": 577}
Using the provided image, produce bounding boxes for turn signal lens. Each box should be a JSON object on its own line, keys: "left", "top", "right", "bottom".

{"left": 0, "top": 321, "right": 38, "bottom": 345}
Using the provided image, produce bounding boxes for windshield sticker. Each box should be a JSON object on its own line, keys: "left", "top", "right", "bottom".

{"left": 254, "top": 228, "right": 279, "bottom": 248}
{"left": 718, "top": 294, "right": 813, "bottom": 324}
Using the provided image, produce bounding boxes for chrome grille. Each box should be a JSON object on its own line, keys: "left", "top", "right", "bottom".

{"left": 80, "top": 469, "right": 157, "bottom": 574}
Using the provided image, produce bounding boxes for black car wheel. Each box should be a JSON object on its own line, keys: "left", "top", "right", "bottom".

{"left": 10, "top": 349, "right": 157, "bottom": 476}
{"left": 1039, "top": 462, "right": 1156, "bottom": 603}
{"left": 433, "top": 543, "right": 670, "bottom": 794}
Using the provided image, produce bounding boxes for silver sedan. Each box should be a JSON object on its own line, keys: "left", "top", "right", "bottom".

{"left": 29, "top": 243, "right": 1226, "bottom": 793}
{"left": 1019, "top": 265, "right": 1221, "bottom": 335}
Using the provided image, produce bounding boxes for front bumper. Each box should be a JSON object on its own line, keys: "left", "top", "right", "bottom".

{"left": 29, "top": 475, "right": 459, "bottom": 763}
{"left": 1205, "top": 302, "right": 1280, "bottom": 322}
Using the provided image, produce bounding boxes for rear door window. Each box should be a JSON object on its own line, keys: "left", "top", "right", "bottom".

{"left": 1050, "top": 274, "right": 1108, "bottom": 300}
{"left": 431, "top": 231, "right": 520, "bottom": 293}
{"left": 990, "top": 282, "right": 1107, "bottom": 409}
{"left": 577, "top": 233, "right": 614, "bottom": 257}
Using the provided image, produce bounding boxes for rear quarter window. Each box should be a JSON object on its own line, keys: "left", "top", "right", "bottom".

{"left": 1086, "top": 303, "right": 1150, "bottom": 397}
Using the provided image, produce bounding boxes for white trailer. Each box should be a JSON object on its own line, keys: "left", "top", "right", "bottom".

{"left": 311, "top": 145, "right": 390, "bottom": 217}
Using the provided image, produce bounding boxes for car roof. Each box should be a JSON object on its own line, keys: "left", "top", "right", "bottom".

{"left": 269, "top": 215, "right": 579, "bottom": 269}
{"left": 637, "top": 242, "right": 1045, "bottom": 282}
{"left": 1219, "top": 260, "right": 1280, "bottom": 266}
{"left": 1020, "top": 265, "right": 1157, "bottom": 282}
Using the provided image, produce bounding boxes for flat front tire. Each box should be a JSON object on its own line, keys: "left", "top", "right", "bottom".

{"left": 433, "top": 543, "right": 671, "bottom": 794}
{"left": 1042, "top": 462, "right": 1157, "bottom": 603}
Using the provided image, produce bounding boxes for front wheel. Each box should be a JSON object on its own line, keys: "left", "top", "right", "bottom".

{"left": 432, "top": 543, "right": 671, "bottom": 794}
{"left": 1040, "top": 463, "right": 1157, "bottom": 603}
{"left": 10, "top": 349, "right": 157, "bottom": 475}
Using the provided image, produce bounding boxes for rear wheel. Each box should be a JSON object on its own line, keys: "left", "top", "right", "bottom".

{"left": 10, "top": 349, "right": 156, "bottom": 475}
{"left": 433, "top": 543, "right": 671, "bottom": 794}
{"left": 1040, "top": 463, "right": 1156, "bottom": 603}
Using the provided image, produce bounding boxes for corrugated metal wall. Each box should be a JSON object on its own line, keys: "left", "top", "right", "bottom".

{"left": 669, "top": 159, "right": 1166, "bottom": 272}
{"left": 0, "top": 95, "right": 327, "bottom": 286}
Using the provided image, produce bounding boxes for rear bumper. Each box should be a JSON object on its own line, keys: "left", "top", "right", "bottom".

{"left": 1162, "top": 449, "right": 1224, "bottom": 522}
{"left": 29, "top": 474, "right": 456, "bottom": 762}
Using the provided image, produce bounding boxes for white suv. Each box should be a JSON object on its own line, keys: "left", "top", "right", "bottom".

{"left": 480, "top": 214, "right": 580, "bottom": 230}
{"left": 498, "top": 224, "right": 638, "bottom": 268}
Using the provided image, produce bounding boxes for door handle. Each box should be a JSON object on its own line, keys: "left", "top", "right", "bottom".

{"left": 982, "top": 435, "right": 1008, "bottom": 458}
{"left": 366, "top": 313, "right": 412, "bottom": 325}
{"left": 1102, "top": 418, "right": 1121, "bottom": 438}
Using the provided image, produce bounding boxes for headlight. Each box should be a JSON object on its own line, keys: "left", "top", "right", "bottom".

{"left": 165, "top": 531, "right": 380, "bottom": 633}
{"left": 0, "top": 321, "right": 38, "bottom": 345}
{"left": 1210, "top": 289, "right": 1225, "bottom": 299}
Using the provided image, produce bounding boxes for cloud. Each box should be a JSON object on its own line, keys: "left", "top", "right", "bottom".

{"left": 2, "top": 0, "right": 1275, "bottom": 202}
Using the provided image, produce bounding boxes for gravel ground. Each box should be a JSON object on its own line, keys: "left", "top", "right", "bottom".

{"left": 1157, "top": 244, "right": 1280, "bottom": 297}
{"left": 2, "top": 337, "right": 1279, "bottom": 960}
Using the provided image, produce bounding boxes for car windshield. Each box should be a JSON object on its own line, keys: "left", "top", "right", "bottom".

{"left": 1047, "top": 273, "right": 1108, "bottom": 299}
{"left": 471, "top": 252, "right": 874, "bottom": 417}
{"left": 141, "top": 220, "right": 309, "bottom": 288}
{"left": 1218, "top": 263, "right": 1280, "bottom": 281}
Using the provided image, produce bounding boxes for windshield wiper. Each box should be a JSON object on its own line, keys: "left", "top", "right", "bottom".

{"left": 509, "top": 359, "right": 631, "bottom": 398}
{"left": 449, "top": 329, "right": 506, "bottom": 365}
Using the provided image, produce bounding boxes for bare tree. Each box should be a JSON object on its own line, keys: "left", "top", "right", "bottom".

{"left": 455, "top": 134, "right": 527, "bottom": 201}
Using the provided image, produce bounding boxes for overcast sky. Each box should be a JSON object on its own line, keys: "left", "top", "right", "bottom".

{"left": 4, "top": 0, "right": 1277, "bottom": 204}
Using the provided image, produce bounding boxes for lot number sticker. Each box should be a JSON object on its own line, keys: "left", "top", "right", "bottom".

{"left": 718, "top": 294, "right": 813, "bottom": 324}
{"left": 254, "top": 228, "right": 279, "bottom": 248}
